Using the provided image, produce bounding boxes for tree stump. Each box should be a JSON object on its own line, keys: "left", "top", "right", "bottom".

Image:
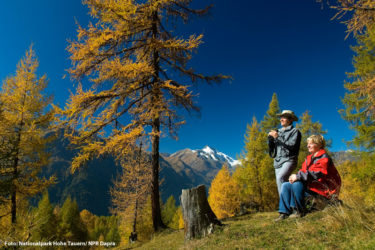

{"left": 180, "top": 185, "right": 222, "bottom": 240}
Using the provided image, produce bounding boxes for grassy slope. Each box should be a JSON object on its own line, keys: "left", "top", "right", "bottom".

{"left": 121, "top": 204, "right": 375, "bottom": 250}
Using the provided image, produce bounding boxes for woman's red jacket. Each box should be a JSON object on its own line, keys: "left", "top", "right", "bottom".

{"left": 297, "top": 149, "right": 341, "bottom": 198}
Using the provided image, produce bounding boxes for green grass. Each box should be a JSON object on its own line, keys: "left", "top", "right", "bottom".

{"left": 118, "top": 204, "right": 375, "bottom": 250}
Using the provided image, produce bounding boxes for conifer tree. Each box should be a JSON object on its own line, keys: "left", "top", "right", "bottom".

{"left": 261, "top": 93, "right": 281, "bottom": 132}
{"left": 337, "top": 152, "right": 375, "bottom": 205}
{"left": 0, "top": 47, "right": 55, "bottom": 224}
{"left": 32, "top": 192, "right": 57, "bottom": 241}
{"left": 132, "top": 196, "right": 153, "bottom": 242}
{"left": 234, "top": 118, "right": 278, "bottom": 211}
{"left": 93, "top": 216, "right": 106, "bottom": 240}
{"left": 327, "top": 0, "right": 375, "bottom": 36}
{"left": 169, "top": 206, "right": 183, "bottom": 229}
{"left": 111, "top": 141, "right": 151, "bottom": 240}
{"left": 208, "top": 165, "right": 241, "bottom": 219}
{"left": 260, "top": 94, "right": 280, "bottom": 183}
{"left": 259, "top": 93, "right": 280, "bottom": 208}
{"left": 0, "top": 199, "right": 36, "bottom": 241}
{"left": 324, "top": 1, "right": 375, "bottom": 150}
{"left": 58, "top": 197, "right": 87, "bottom": 241}
{"left": 59, "top": 0, "right": 228, "bottom": 231}
{"left": 80, "top": 209, "right": 96, "bottom": 239}
{"left": 161, "top": 195, "right": 177, "bottom": 227}
{"left": 85, "top": 214, "right": 121, "bottom": 243}
{"left": 296, "top": 111, "right": 328, "bottom": 166}
{"left": 327, "top": 1, "right": 375, "bottom": 205}
{"left": 105, "top": 224, "right": 121, "bottom": 243}
{"left": 340, "top": 26, "right": 375, "bottom": 150}
{"left": 234, "top": 94, "right": 280, "bottom": 211}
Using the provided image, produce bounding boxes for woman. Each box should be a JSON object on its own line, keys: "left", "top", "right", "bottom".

{"left": 268, "top": 110, "right": 301, "bottom": 195}
{"left": 275, "top": 135, "right": 341, "bottom": 221}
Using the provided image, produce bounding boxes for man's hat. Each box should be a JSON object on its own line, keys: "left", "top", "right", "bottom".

{"left": 276, "top": 110, "right": 298, "bottom": 122}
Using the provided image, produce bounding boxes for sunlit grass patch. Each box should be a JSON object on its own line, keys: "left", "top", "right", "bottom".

{"left": 123, "top": 201, "right": 375, "bottom": 250}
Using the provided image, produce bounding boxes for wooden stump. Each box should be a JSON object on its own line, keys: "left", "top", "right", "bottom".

{"left": 180, "top": 185, "right": 222, "bottom": 240}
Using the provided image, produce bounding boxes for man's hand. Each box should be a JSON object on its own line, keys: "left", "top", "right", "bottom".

{"left": 268, "top": 130, "right": 278, "bottom": 139}
{"left": 289, "top": 174, "right": 297, "bottom": 183}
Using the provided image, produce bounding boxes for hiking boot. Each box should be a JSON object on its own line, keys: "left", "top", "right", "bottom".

{"left": 274, "top": 213, "right": 289, "bottom": 222}
{"left": 289, "top": 210, "right": 304, "bottom": 218}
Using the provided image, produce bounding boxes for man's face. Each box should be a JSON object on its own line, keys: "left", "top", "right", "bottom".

{"left": 280, "top": 116, "right": 291, "bottom": 127}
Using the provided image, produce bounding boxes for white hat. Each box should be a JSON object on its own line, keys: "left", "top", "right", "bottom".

{"left": 276, "top": 110, "right": 298, "bottom": 122}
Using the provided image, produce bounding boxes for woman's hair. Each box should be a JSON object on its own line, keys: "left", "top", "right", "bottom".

{"left": 307, "top": 134, "right": 326, "bottom": 149}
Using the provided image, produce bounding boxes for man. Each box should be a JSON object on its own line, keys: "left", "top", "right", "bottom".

{"left": 268, "top": 110, "right": 301, "bottom": 195}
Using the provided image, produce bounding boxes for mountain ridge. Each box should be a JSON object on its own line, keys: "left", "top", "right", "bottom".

{"left": 44, "top": 141, "right": 239, "bottom": 215}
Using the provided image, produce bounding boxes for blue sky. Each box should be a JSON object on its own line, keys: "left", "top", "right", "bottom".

{"left": 0, "top": 0, "right": 356, "bottom": 158}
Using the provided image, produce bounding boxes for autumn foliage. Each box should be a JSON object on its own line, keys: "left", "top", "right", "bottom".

{"left": 0, "top": 47, "right": 55, "bottom": 224}
{"left": 57, "top": 0, "right": 228, "bottom": 231}
{"left": 208, "top": 165, "right": 241, "bottom": 219}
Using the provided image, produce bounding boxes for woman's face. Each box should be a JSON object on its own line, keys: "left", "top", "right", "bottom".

{"left": 307, "top": 141, "right": 321, "bottom": 154}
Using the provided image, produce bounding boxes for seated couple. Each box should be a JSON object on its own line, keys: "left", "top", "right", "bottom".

{"left": 275, "top": 134, "right": 342, "bottom": 221}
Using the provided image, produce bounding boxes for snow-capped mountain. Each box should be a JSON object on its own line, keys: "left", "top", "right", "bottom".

{"left": 160, "top": 146, "right": 241, "bottom": 202}
{"left": 192, "top": 146, "right": 240, "bottom": 168}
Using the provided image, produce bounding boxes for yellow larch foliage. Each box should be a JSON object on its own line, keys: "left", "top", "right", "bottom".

{"left": 208, "top": 165, "right": 241, "bottom": 219}
{"left": 0, "top": 46, "right": 55, "bottom": 224}
{"left": 167, "top": 206, "right": 184, "bottom": 229}
{"left": 111, "top": 141, "right": 151, "bottom": 220}
{"left": 178, "top": 208, "right": 184, "bottom": 229}
{"left": 336, "top": 152, "right": 375, "bottom": 206}
{"left": 59, "top": 0, "right": 229, "bottom": 231}
{"left": 60, "top": 0, "right": 229, "bottom": 170}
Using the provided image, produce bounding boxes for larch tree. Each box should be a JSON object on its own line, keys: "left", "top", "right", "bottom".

{"left": 169, "top": 206, "right": 183, "bottom": 229}
{"left": 208, "top": 165, "right": 241, "bottom": 219}
{"left": 58, "top": 197, "right": 88, "bottom": 241}
{"left": 261, "top": 93, "right": 281, "bottom": 133}
{"left": 323, "top": 0, "right": 375, "bottom": 36}
{"left": 129, "top": 196, "right": 153, "bottom": 242}
{"left": 32, "top": 192, "right": 57, "bottom": 241}
{"left": 234, "top": 117, "right": 277, "bottom": 211}
{"left": 161, "top": 195, "right": 177, "bottom": 227}
{"left": 234, "top": 94, "right": 281, "bottom": 211}
{"left": 111, "top": 141, "right": 151, "bottom": 241}
{"left": 321, "top": 0, "right": 375, "bottom": 149}
{"left": 260, "top": 93, "right": 280, "bottom": 206}
{"left": 80, "top": 209, "right": 96, "bottom": 239}
{"left": 59, "top": 0, "right": 228, "bottom": 231}
{"left": 0, "top": 47, "right": 55, "bottom": 224}
{"left": 340, "top": 26, "right": 375, "bottom": 150}
{"left": 337, "top": 22, "right": 375, "bottom": 204}
{"left": 317, "top": 0, "right": 375, "bottom": 205}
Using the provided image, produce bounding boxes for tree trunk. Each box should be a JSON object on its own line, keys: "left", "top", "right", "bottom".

{"left": 149, "top": 9, "right": 165, "bottom": 232}
{"left": 11, "top": 87, "right": 26, "bottom": 224}
{"left": 11, "top": 130, "right": 22, "bottom": 224}
{"left": 151, "top": 117, "right": 165, "bottom": 231}
{"left": 181, "top": 185, "right": 222, "bottom": 240}
{"left": 11, "top": 154, "right": 19, "bottom": 224}
{"left": 129, "top": 198, "right": 138, "bottom": 243}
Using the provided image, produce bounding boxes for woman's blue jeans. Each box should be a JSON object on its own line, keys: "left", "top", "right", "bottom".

{"left": 279, "top": 181, "right": 310, "bottom": 214}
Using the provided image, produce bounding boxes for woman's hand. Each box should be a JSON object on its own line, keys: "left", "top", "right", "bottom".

{"left": 289, "top": 174, "right": 297, "bottom": 183}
